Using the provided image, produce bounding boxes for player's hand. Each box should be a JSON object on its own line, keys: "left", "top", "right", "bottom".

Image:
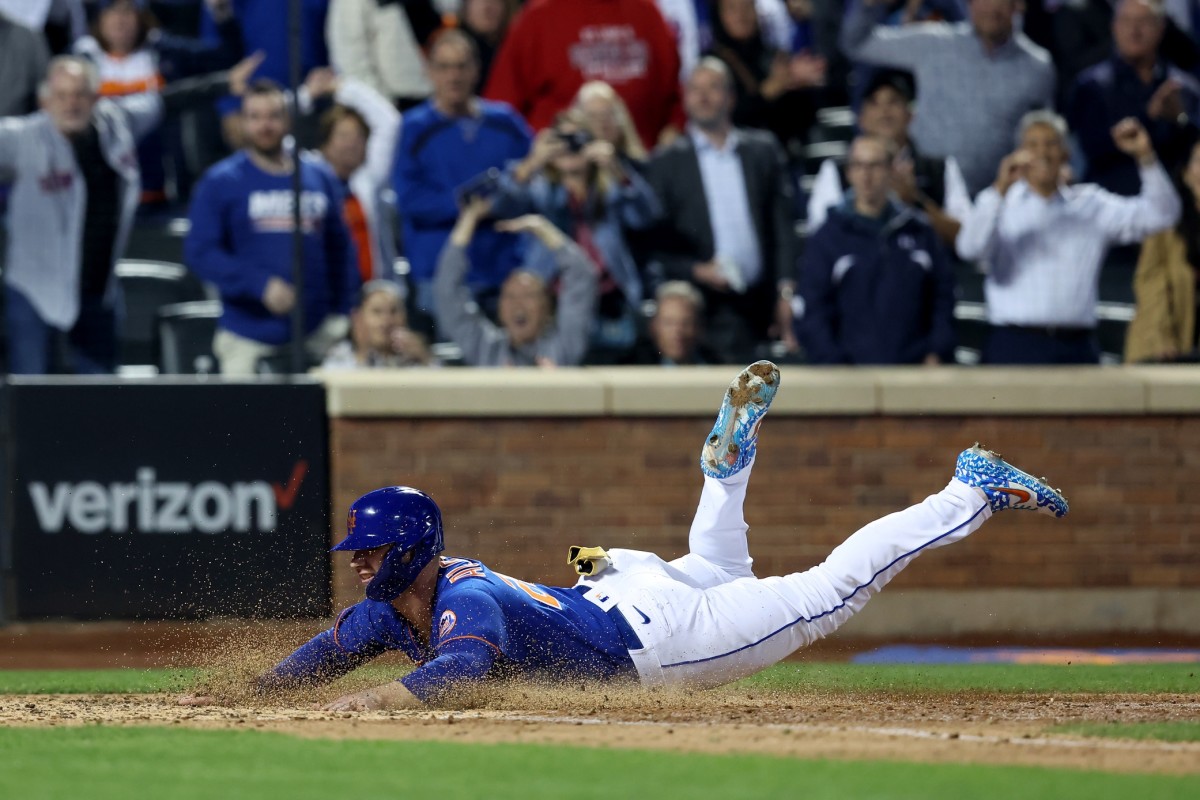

{"left": 993, "top": 149, "right": 1032, "bottom": 196}
{"left": 1111, "top": 117, "right": 1156, "bottom": 165}
{"left": 262, "top": 276, "right": 297, "bottom": 316}
{"left": 178, "top": 694, "right": 217, "bottom": 706}
{"left": 323, "top": 681, "right": 421, "bottom": 712}
{"left": 324, "top": 689, "right": 384, "bottom": 712}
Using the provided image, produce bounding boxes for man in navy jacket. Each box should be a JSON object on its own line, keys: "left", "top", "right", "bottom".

{"left": 796, "top": 135, "right": 956, "bottom": 365}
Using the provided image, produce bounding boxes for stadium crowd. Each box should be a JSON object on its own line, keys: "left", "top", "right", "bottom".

{"left": 0, "top": 0, "right": 1198, "bottom": 374}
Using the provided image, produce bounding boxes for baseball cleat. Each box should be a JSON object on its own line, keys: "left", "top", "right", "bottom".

{"left": 954, "top": 444, "right": 1069, "bottom": 518}
{"left": 701, "top": 360, "right": 780, "bottom": 479}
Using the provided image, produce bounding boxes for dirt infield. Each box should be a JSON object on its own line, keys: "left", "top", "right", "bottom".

{"left": 3, "top": 688, "right": 1199, "bottom": 776}
{"left": 4, "top": 622, "right": 1199, "bottom": 777}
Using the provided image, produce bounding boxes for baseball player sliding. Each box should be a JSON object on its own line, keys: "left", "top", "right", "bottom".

{"left": 183, "top": 360, "right": 1068, "bottom": 710}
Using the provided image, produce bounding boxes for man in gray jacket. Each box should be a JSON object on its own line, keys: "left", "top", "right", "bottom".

{"left": 433, "top": 197, "right": 597, "bottom": 367}
{"left": 0, "top": 56, "right": 162, "bottom": 374}
{"left": 0, "top": 54, "right": 254, "bottom": 374}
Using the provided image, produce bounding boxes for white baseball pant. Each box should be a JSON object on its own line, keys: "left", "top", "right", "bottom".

{"left": 576, "top": 460, "right": 992, "bottom": 688}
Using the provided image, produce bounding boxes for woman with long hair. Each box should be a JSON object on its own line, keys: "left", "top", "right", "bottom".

{"left": 493, "top": 82, "right": 662, "bottom": 361}
{"left": 1125, "top": 139, "right": 1200, "bottom": 363}
{"left": 705, "top": 0, "right": 825, "bottom": 154}
{"left": 73, "top": 0, "right": 244, "bottom": 206}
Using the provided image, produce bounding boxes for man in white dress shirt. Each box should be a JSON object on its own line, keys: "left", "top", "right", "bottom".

{"left": 955, "top": 111, "right": 1180, "bottom": 364}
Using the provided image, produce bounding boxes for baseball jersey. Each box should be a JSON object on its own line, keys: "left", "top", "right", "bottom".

{"left": 265, "top": 557, "right": 636, "bottom": 702}
{"left": 184, "top": 151, "right": 359, "bottom": 345}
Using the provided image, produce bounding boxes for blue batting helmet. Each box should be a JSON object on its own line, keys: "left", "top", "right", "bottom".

{"left": 331, "top": 487, "right": 445, "bottom": 602}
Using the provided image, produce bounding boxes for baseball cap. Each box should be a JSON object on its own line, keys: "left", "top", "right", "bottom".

{"left": 863, "top": 70, "right": 916, "bottom": 103}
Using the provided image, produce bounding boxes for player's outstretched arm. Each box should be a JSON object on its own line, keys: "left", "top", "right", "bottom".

{"left": 323, "top": 681, "right": 424, "bottom": 712}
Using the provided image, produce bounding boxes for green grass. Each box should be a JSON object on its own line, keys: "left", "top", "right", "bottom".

{"left": 3, "top": 662, "right": 1196, "bottom": 695}
{"left": 736, "top": 662, "right": 1200, "bottom": 694}
{"left": 1050, "top": 722, "right": 1200, "bottom": 743}
{"left": 1, "top": 727, "right": 1196, "bottom": 800}
{"left": 0, "top": 668, "right": 198, "bottom": 694}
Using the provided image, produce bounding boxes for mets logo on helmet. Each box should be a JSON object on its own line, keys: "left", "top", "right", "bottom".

{"left": 438, "top": 610, "right": 457, "bottom": 639}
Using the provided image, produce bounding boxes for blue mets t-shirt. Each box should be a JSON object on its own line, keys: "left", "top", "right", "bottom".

{"left": 267, "top": 557, "right": 635, "bottom": 702}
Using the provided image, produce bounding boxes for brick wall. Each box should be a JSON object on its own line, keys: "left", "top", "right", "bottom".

{"left": 327, "top": 415, "right": 1200, "bottom": 610}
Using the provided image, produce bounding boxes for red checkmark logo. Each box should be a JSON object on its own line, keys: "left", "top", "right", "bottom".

{"left": 272, "top": 460, "right": 308, "bottom": 510}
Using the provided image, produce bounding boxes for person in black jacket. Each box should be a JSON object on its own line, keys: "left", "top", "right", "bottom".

{"left": 644, "top": 57, "right": 799, "bottom": 364}
{"left": 796, "top": 135, "right": 956, "bottom": 365}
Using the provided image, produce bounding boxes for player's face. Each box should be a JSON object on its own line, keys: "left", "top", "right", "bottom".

{"left": 1020, "top": 122, "right": 1067, "bottom": 191}
{"left": 350, "top": 544, "right": 393, "bottom": 586}
{"left": 968, "top": 0, "right": 1016, "bottom": 43}
{"left": 429, "top": 40, "right": 479, "bottom": 109}
{"left": 41, "top": 67, "right": 97, "bottom": 136}
{"left": 651, "top": 296, "right": 699, "bottom": 363}
{"left": 858, "top": 86, "right": 911, "bottom": 145}
{"left": 1113, "top": 0, "right": 1165, "bottom": 62}
{"left": 353, "top": 289, "right": 404, "bottom": 352}
{"left": 846, "top": 137, "right": 893, "bottom": 208}
{"left": 241, "top": 93, "right": 290, "bottom": 157}
{"left": 323, "top": 116, "right": 368, "bottom": 180}
{"left": 499, "top": 272, "right": 551, "bottom": 347}
{"left": 685, "top": 67, "right": 735, "bottom": 131}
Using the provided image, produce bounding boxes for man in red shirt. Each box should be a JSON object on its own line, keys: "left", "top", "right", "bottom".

{"left": 484, "top": 0, "right": 685, "bottom": 149}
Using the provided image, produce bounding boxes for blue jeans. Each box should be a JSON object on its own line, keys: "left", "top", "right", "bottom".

{"left": 5, "top": 285, "right": 119, "bottom": 375}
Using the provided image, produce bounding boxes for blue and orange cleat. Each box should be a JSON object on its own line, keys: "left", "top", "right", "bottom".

{"left": 701, "top": 361, "right": 780, "bottom": 479}
{"left": 954, "top": 444, "right": 1069, "bottom": 518}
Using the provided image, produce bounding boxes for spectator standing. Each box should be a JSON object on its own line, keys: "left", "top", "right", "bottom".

{"left": 706, "top": 0, "right": 826, "bottom": 154}
{"left": 322, "top": 280, "right": 435, "bottom": 368}
{"left": 797, "top": 135, "right": 957, "bottom": 364}
{"left": 0, "top": 54, "right": 247, "bottom": 374}
{"left": 483, "top": 0, "right": 685, "bottom": 149}
{"left": 627, "top": 279, "right": 719, "bottom": 364}
{"left": 456, "top": 0, "right": 519, "bottom": 88}
{"left": 201, "top": 0, "right": 331, "bottom": 148}
{"left": 74, "top": 0, "right": 244, "bottom": 206}
{"left": 572, "top": 80, "right": 650, "bottom": 166}
{"left": 841, "top": 0, "right": 1055, "bottom": 195}
{"left": 434, "top": 199, "right": 598, "bottom": 367}
{"left": 0, "top": 12, "right": 50, "bottom": 117}
{"left": 1068, "top": 0, "right": 1200, "bottom": 197}
{"left": 185, "top": 80, "right": 360, "bottom": 375}
{"left": 303, "top": 68, "right": 402, "bottom": 283}
{"left": 1124, "top": 139, "right": 1200, "bottom": 362}
{"left": 326, "top": 0, "right": 435, "bottom": 110}
{"left": 495, "top": 102, "right": 662, "bottom": 361}
{"left": 956, "top": 112, "right": 1180, "bottom": 364}
{"left": 807, "top": 71, "right": 971, "bottom": 246}
{"left": 644, "top": 58, "right": 798, "bottom": 364}
{"left": 393, "top": 29, "right": 532, "bottom": 318}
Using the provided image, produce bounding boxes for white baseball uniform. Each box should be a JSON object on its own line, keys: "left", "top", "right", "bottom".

{"left": 575, "top": 459, "right": 992, "bottom": 688}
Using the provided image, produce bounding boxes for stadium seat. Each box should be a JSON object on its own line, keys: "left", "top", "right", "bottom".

{"left": 953, "top": 301, "right": 988, "bottom": 365}
{"left": 156, "top": 300, "right": 221, "bottom": 375}
{"left": 116, "top": 260, "right": 209, "bottom": 368}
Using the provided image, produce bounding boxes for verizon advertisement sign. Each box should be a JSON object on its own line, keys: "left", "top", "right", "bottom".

{"left": 7, "top": 381, "right": 331, "bottom": 620}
